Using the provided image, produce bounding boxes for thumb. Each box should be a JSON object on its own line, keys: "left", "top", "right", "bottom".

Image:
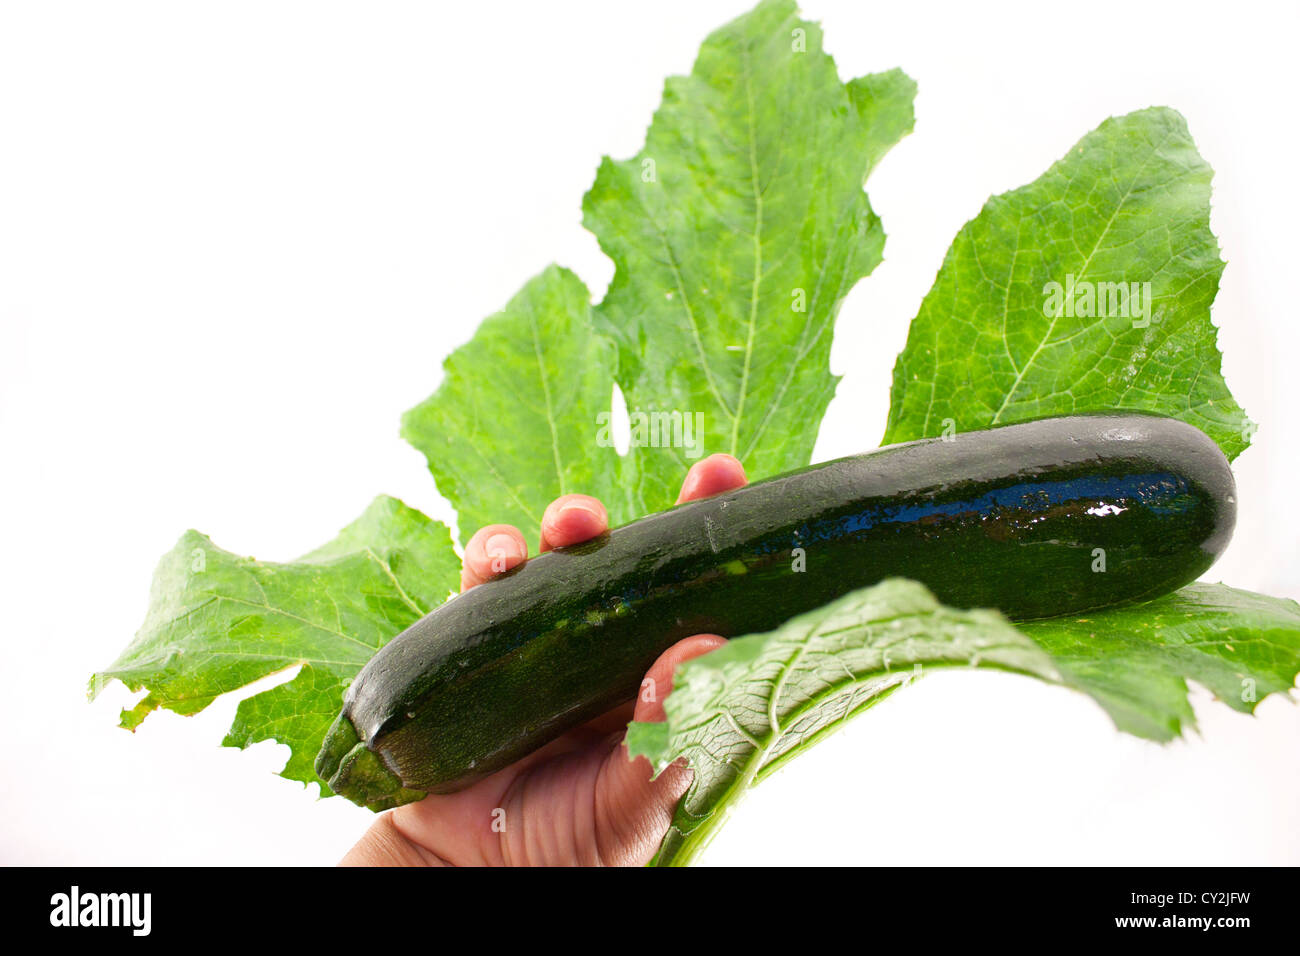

{"left": 630, "top": 633, "right": 725, "bottom": 724}
{"left": 594, "top": 633, "right": 725, "bottom": 864}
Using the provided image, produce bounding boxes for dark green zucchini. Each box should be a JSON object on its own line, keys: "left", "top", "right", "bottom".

{"left": 316, "top": 413, "right": 1235, "bottom": 808}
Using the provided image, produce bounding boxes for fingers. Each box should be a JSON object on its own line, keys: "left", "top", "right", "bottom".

{"left": 539, "top": 494, "right": 608, "bottom": 552}
{"left": 461, "top": 524, "right": 527, "bottom": 592}
{"left": 461, "top": 494, "right": 610, "bottom": 592}
{"left": 676, "top": 453, "right": 747, "bottom": 504}
{"left": 463, "top": 452, "right": 740, "bottom": 592}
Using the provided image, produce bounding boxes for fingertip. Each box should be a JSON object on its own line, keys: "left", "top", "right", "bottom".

{"left": 539, "top": 494, "right": 609, "bottom": 551}
{"left": 461, "top": 524, "right": 527, "bottom": 591}
{"left": 676, "top": 453, "right": 748, "bottom": 503}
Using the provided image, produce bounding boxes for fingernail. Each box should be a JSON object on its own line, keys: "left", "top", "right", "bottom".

{"left": 484, "top": 533, "right": 523, "bottom": 564}
{"left": 559, "top": 500, "right": 604, "bottom": 523}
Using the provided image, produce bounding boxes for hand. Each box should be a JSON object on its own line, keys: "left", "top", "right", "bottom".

{"left": 341, "top": 452, "right": 748, "bottom": 866}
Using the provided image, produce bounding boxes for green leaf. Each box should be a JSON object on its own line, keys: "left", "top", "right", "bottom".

{"left": 402, "top": 266, "right": 636, "bottom": 543}
{"left": 631, "top": 579, "right": 1300, "bottom": 865}
{"left": 90, "top": 496, "right": 459, "bottom": 793}
{"left": 883, "top": 107, "right": 1252, "bottom": 460}
{"left": 403, "top": 2, "right": 915, "bottom": 531}
{"left": 626, "top": 578, "right": 1061, "bottom": 866}
{"left": 1020, "top": 583, "right": 1300, "bottom": 741}
{"left": 584, "top": 0, "right": 915, "bottom": 506}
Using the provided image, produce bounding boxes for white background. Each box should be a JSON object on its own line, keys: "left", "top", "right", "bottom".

{"left": 2, "top": 0, "right": 1297, "bottom": 866}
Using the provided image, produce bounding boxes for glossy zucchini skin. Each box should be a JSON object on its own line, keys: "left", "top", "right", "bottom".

{"left": 316, "top": 413, "right": 1235, "bottom": 807}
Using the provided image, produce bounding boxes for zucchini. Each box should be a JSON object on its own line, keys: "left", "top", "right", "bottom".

{"left": 316, "top": 413, "right": 1235, "bottom": 807}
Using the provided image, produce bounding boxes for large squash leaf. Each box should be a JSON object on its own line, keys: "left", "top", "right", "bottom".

{"left": 91, "top": 496, "right": 459, "bottom": 792}
{"left": 883, "top": 107, "right": 1252, "bottom": 460}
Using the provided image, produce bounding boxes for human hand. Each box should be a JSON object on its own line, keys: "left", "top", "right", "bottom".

{"left": 340, "top": 452, "right": 748, "bottom": 866}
